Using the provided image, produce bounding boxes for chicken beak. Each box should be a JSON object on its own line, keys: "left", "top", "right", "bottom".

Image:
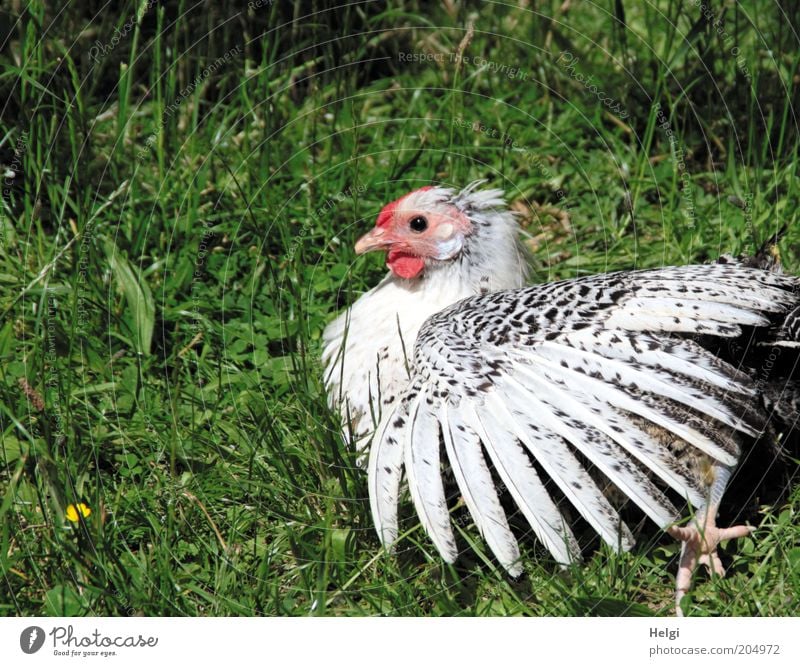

{"left": 354, "top": 227, "right": 391, "bottom": 255}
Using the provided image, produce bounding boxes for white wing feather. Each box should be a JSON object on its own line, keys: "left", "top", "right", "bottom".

{"left": 440, "top": 405, "right": 522, "bottom": 575}
{"left": 367, "top": 395, "right": 410, "bottom": 548}
{"left": 404, "top": 394, "right": 457, "bottom": 561}
{"left": 488, "top": 391, "right": 635, "bottom": 549}
{"left": 360, "top": 264, "right": 798, "bottom": 572}
{"left": 458, "top": 402, "right": 579, "bottom": 564}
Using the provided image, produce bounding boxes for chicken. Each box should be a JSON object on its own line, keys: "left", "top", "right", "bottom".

{"left": 322, "top": 182, "right": 799, "bottom": 613}
{"left": 322, "top": 184, "right": 529, "bottom": 450}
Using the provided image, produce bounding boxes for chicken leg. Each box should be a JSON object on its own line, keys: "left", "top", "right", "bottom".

{"left": 669, "top": 504, "right": 754, "bottom": 615}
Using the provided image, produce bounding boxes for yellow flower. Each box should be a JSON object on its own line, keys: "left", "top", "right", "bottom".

{"left": 65, "top": 503, "right": 92, "bottom": 522}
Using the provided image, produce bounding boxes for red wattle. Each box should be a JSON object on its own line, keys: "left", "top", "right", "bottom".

{"left": 387, "top": 251, "right": 425, "bottom": 279}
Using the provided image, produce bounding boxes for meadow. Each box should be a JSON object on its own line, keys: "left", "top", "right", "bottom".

{"left": 1, "top": 0, "right": 799, "bottom": 616}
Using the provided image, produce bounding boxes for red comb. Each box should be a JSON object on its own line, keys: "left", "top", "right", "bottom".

{"left": 376, "top": 185, "right": 435, "bottom": 228}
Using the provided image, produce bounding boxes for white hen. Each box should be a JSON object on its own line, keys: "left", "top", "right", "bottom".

{"left": 322, "top": 182, "right": 799, "bottom": 613}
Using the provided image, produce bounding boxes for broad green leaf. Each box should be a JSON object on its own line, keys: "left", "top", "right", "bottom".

{"left": 104, "top": 239, "right": 155, "bottom": 356}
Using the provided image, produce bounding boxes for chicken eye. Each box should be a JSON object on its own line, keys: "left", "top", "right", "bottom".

{"left": 409, "top": 216, "right": 428, "bottom": 232}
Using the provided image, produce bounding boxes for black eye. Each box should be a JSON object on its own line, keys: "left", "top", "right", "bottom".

{"left": 409, "top": 216, "right": 428, "bottom": 232}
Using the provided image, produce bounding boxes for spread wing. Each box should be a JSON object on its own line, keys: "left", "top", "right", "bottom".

{"left": 367, "top": 264, "right": 798, "bottom": 573}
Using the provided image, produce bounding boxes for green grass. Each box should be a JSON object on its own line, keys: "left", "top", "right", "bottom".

{"left": 1, "top": 0, "right": 799, "bottom": 616}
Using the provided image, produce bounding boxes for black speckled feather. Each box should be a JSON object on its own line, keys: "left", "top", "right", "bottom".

{"left": 368, "top": 264, "right": 800, "bottom": 570}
